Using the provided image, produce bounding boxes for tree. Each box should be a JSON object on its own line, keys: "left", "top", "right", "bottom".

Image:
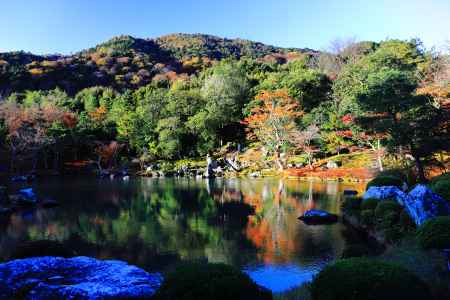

{"left": 290, "top": 124, "right": 320, "bottom": 169}
{"left": 335, "top": 39, "right": 448, "bottom": 181}
{"left": 189, "top": 61, "right": 249, "bottom": 151}
{"left": 242, "top": 90, "right": 303, "bottom": 170}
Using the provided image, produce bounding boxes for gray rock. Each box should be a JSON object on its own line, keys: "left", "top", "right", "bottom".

{"left": 0, "top": 256, "right": 162, "bottom": 299}
{"left": 404, "top": 185, "right": 450, "bottom": 226}
{"left": 363, "top": 186, "right": 409, "bottom": 205}
{"left": 362, "top": 185, "right": 450, "bottom": 226}
{"left": 298, "top": 209, "right": 338, "bottom": 224}
{"left": 326, "top": 161, "right": 338, "bottom": 169}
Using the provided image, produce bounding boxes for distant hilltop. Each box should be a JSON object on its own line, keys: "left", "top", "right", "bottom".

{"left": 0, "top": 33, "right": 319, "bottom": 95}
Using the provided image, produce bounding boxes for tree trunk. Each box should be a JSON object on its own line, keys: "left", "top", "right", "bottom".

{"left": 414, "top": 154, "right": 426, "bottom": 182}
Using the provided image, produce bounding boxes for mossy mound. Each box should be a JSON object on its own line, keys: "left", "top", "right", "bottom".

{"left": 153, "top": 262, "right": 273, "bottom": 300}
{"left": 310, "top": 258, "right": 432, "bottom": 300}
{"left": 416, "top": 216, "right": 450, "bottom": 249}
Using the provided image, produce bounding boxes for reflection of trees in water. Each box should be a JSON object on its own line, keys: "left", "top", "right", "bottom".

{"left": 0, "top": 179, "right": 258, "bottom": 269}
{"left": 0, "top": 178, "right": 365, "bottom": 269}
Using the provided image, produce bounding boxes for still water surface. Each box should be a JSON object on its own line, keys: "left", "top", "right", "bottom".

{"left": 0, "top": 177, "right": 365, "bottom": 293}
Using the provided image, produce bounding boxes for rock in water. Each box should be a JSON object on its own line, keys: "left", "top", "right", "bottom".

{"left": 0, "top": 256, "right": 162, "bottom": 299}
{"left": 343, "top": 189, "right": 358, "bottom": 196}
{"left": 404, "top": 185, "right": 450, "bottom": 226}
{"left": 298, "top": 209, "right": 338, "bottom": 224}
{"left": 17, "top": 188, "right": 38, "bottom": 205}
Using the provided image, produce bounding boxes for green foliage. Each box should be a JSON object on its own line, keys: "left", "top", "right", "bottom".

{"left": 416, "top": 216, "right": 450, "bottom": 249}
{"left": 361, "top": 198, "right": 378, "bottom": 210}
{"left": 377, "top": 169, "right": 407, "bottom": 182}
{"left": 429, "top": 173, "right": 450, "bottom": 203}
{"left": 366, "top": 175, "right": 403, "bottom": 190}
{"left": 341, "top": 244, "right": 369, "bottom": 258}
{"left": 341, "top": 196, "right": 362, "bottom": 212}
{"left": 153, "top": 263, "right": 273, "bottom": 300}
{"left": 310, "top": 258, "right": 432, "bottom": 300}
{"left": 360, "top": 209, "right": 375, "bottom": 227}
{"left": 374, "top": 200, "right": 401, "bottom": 218}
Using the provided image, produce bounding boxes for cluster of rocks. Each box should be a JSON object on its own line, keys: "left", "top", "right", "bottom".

{"left": 99, "top": 169, "right": 130, "bottom": 180}
{"left": 0, "top": 185, "right": 58, "bottom": 217}
{"left": 363, "top": 185, "right": 450, "bottom": 226}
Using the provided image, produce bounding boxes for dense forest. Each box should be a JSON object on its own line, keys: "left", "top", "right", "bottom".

{"left": 0, "top": 34, "right": 448, "bottom": 180}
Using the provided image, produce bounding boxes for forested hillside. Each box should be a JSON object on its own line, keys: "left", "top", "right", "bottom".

{"left": 0, "top": 35, "right": 448, "bottom": 180}
{"left": 0, "top": 34, "right": 314, "bottom": 95}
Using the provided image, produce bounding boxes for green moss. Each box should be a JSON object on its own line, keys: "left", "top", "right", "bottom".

{"left": 153, "top": 262, "right": 273, "bottom": 300}
{"left": 310, "top": 258, "right": 432, "bottom": 300}
{"left": 416, "top": 216, "right": 450, "bottom": 249}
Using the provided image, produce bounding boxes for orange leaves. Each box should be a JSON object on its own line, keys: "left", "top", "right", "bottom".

{"left": 62, "top": 112, "right": 78, "bottom": 129}
{"left": 242, "top": 90, "right": 303, "bottom": 147}
{"left": 89, "top": 106, "right": 108, "bottom": 123}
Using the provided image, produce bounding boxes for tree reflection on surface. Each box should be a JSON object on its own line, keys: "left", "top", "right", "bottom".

{"left": 0, "top": 177, "right": 365, "bottom": 292}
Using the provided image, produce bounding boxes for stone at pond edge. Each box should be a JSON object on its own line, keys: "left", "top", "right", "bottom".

{"left": 404, "top": 184, "right": 450, "bottom": 226}
{"left": 362, "top": 185, "right": 450, "bottom": 226}
{"left": 0, "top": 256, "right": 162, "bottom": 299}
{"left": 298, "top": 209, "right": 338, "bottom": 225}
{"left": 363, "top": 186, "right": 409, "bottom": 205}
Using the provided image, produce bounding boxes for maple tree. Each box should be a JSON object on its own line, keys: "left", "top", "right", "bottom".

{"left": 242, "top": 90, "right": 303, "bottom": 170}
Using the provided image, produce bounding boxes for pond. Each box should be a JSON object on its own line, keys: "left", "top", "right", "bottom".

{"left": 0, "top": 177, "right": 365, "bottom": 293}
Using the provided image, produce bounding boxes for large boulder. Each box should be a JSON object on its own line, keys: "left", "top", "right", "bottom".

{"left": 404, "top": 185, "right": 450, "bottom": 226}
{"left": 0, "top": 256, "right": 162, "bottom": 299}
{"left": 363, "top": 186, "right": 409, "bottom": 205}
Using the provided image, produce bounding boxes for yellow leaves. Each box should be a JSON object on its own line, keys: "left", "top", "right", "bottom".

{"left": 29, "top": 68, "right": 44, "bottom": 76}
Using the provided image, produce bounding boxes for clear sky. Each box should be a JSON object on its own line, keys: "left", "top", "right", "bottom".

{"left": 1, "top": 0, "right": 449, "bottom": 54}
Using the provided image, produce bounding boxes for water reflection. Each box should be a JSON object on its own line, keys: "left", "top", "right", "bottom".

{"left": 0, "top": 177, "right": 365, "bottom": 292}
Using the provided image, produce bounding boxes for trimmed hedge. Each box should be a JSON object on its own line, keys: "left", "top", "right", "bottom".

{"left": 416, "top": 216, "right": 450, "bottom": 249}
{"left": 374, "top": 200, "right": 401, "bottom": 218}
{"left": 153, "top": 262, "right": 273, "bottom": 300}
{"left": 429, "top": 174, "right": 450, "bottom": 204}
{"left": 341, "top": 196, "right": 362, "bottom": 211}
{"left": 341, "top": 244, "right": 369, "bottom": 259}
{"left": 361, "top": 198, "right": 378, "bottom": 210}
{"left": 377, "top": 169, "right": 407, "bottom": 182}
{"left": 366, "top": 175, "right": 403, "bottom": 190}
{"left": 310, "top": 258, "right": 432, "bottom": 300}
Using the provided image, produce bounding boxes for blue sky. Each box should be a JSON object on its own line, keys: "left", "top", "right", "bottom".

{"left": 1, "top": 0, "right": 449, "bottom": 54}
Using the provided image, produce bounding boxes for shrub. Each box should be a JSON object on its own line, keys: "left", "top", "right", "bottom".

{"left": 341, "top": 196, "right": 362, "bottom": 211}
{"left": 153, "top": 262, "right": 273, "bottom": 300}
{"left": 361, "top": 198, "right": 378, "bottom": 210}
{"left": 429, "top": 174, "right": 450, "bottom": 204}
{"left": 341, "top": 244, "right": 369, "bottom": 258}
{"left": 416, "top": 216, "right": 450, "bottom": 249}
{"left": 366, "top": 175, "right": 403, "bottom": 190}
{"left": 374, "top": 200, "right": 401, "bottom": 219}
{"left": 399, "top": 209, "right": 415, "bottom": 230}
{"left": 377, "top": 169, "right": 407, "bottom": 181}
{"left": 360, "top": 209, "right": 375, "bottom": 227}
{"left": 310, "top": 258, "right": 432, "bottom": 300}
